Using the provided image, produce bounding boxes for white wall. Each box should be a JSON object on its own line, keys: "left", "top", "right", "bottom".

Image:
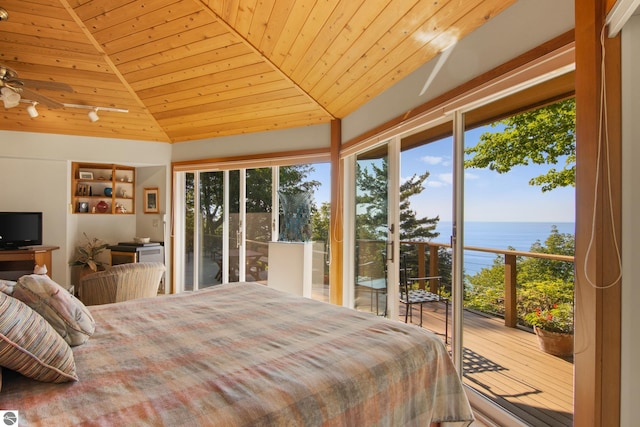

{"left": 0, "top": 156, "right": 67, "bottom": 281}
{"left": 0, "top": 132, "right": 172, "bottom": 287}
{"left": 136, "top": 166, "right": 169, "bottom": 243}
{"left": 171, "top": 123, "right": 331, "bottom": 161}
{"left": 620, "top": 13, "right": 639, "bottom": 425}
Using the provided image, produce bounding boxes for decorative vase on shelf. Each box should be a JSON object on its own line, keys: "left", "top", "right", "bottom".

{"left": 96, "top": 200, "right": 109, "bottom": 213}
{"left": 104, "top": 187, "right": 112, "bottom": 197}
{"left": 533, "top": 326, "right": 574, "bottom": 357}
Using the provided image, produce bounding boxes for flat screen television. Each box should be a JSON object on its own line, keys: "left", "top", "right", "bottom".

{"left": 0, "top": 212, "right": 43, "bottom": 249}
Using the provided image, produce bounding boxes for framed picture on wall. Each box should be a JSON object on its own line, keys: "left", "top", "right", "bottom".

{"left": 144, "top": 188, "right": 159, "bottom": 214}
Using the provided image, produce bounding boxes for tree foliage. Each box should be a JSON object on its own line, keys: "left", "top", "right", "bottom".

{"left": 464, "top": 98, "right": 576, "bottom": 192}
{"left": 355, "top": 159, "right": 440, "bottom": 241}
{"left": 311, "top": 202, "right": 331, "bottom": 242}
{"left": 355, "top": 158, "right": 448, "bottom": 284}
{"left": 185, "top": 165, "right": 320, "bottom": 254}
{"left": 464, "top": 226, "right": 575, "bottom": 327}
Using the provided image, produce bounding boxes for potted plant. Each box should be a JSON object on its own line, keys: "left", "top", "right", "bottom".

{"left": 70, "top": 233, "right": 109, "bottom": 273}
{"left": 525, "top": 302, "right": 574, "bottom": 357}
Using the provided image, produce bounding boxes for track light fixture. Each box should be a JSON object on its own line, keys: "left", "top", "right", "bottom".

{"left": 60, "top": 103, "right": 128, "bottom": 122}
{"left": 13, "top": 100, "right": 128, "bottom": 120}
{"left": 26, "top": 101, "right": 38, "bottom": 118}
{"left": 87, "top": 108, "right": 99, "bottom": 122}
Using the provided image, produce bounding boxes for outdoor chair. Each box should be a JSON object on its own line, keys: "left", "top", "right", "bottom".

{"left": 355, "top": 256, "right": 387, "bottom": 316}
{"left": 399, "top": 255, "right": 449, "bottom": 343}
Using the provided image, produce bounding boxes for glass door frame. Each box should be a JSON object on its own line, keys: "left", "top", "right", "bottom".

{"left": 342, "top": 114, "right": 462, "bottom": 368}
{"left": 173, "top": 160, "right": 329, "bottom": 292}
{"left": 174, "top": 168, "right": 261, "bottom": 289}
{"left": 343, "top": 138, "right": 401, "bottom": 319}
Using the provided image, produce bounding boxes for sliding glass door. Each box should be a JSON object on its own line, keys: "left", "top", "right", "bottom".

{"left": 244, "top": 168, "right": 272, "bottom": 282}
{"left": 199, "top": 171, "right": 224, "bottom": 288}
{"left": 175, "top": 162, "right": 330, "bottom": 293}
{"left": 353, "top": 144, "right": 391, "bottom": 315}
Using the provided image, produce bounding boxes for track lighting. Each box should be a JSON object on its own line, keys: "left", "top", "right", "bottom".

{"left": 26, "top": 101, "right": 38, "bottom": 118}
{"left": 87, "top": 108, "right": 99, "bottom": 122}
{"left": 14, "top": 100, "right": 128, "bottom": 119}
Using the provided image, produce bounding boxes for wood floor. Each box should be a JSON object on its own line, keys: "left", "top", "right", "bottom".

{"left": 399, "top": 302, "right": 574, "bottom": 427}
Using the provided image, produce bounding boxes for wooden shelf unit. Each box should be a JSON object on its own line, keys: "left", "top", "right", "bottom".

{"left": 72, "top": 162, "right": 135, "bottom": 214}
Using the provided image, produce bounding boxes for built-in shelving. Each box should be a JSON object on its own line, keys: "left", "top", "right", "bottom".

{"left": 71, "top": 162, "right": 135, "bottom": 214}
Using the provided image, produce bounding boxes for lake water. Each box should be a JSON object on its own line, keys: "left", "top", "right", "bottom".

{"left": 431, "top": 221, "right": 575, "bottom": 276}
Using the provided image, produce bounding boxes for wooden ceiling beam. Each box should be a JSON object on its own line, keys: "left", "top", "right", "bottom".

{"left": 194, "top": 0, "right": 336, "bottom": 120}
{"left": 58, "top": 0, "right": 170, "bottom": 141}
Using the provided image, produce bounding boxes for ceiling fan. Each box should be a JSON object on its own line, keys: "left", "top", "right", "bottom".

{"left": 0, "top": 63, "right": 73, "bottom": 110}
{"left": 0, "top": 7, "right": 73, "bottom": 111}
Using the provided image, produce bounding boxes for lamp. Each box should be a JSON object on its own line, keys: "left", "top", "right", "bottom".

{"left": 88, "top": 108, "right": 99, "bottom": 122}
{"left": 1, "top": 87, "right": 21, "bottom": 109}
{"left": 26, "top": 101, "right": 38, "bottom": 118}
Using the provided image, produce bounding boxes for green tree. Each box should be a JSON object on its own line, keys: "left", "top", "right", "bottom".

{"left": 464, "top": 226, "right": 575, "bottom": 326}
{"left": 185, "top": 165, "right": 320, "bottom": 254}
{"left": 355, "top": 160, "right": 440, "bottom": 241}
{"left": 465, "top": 98, "right": 575, "bottom": 192}
{"left": 355, "top": 158, "right": 449, "bottom": 285}
{"left": 311, "top": 202, "right": 331, "bottom": 242}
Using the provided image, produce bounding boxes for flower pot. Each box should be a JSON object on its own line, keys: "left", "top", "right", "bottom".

{"left": 534, "top": 326, "right": 573, "bottom": 357}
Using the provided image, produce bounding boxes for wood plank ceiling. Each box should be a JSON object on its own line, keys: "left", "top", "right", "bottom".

{"left": 0, "top": 0, "right": 515, "bottom": 143}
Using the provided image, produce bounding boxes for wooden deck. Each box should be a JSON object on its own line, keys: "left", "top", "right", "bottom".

{"left": 314, "top": 285, "right": 573, "bottom": 425}
{"left": 400, "top": 302, "right": 574, "bottom": 427}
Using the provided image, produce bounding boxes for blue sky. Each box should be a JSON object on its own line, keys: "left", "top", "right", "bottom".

{"left": 307, "top": 124, "right": 575, "bottom": 223}
{"left": 403, "top": 125, "right": 575, "bottom": 223}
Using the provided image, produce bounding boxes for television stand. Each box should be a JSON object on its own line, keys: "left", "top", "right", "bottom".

{"left": 0, "top": 246, "right": 59, "bottom": 280}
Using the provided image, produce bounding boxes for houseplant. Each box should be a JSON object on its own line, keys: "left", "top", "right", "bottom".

{"left": 525, "top": 302, "right": 574, "bottom": 357}
{"left": 70, "top": 233, "right": 109, "bottom": 273}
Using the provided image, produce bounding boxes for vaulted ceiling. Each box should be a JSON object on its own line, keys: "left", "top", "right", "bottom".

{"left": 0, "top": 0, "right": 515, "bottom": 143}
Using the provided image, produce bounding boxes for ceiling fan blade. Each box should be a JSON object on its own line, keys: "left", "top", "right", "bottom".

{"left": 21, "top": 79, "right": 73, "bottom": 92}
{"left": 21, "top": 88, "right": 64, "bottom": 109}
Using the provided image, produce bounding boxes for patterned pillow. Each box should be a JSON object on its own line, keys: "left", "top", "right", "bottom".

{"left": 0, "top": 293, "right": 78, "bottom": 383}
{"left": 14, "top": 274, "right": 95, "bottom": 346}
{"left": 0, "top": 279, "right": 16, "bottom": 295}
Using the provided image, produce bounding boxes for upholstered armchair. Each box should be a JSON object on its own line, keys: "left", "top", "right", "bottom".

{"left": 78, "top": 262, "right": 166, "bottom": 306}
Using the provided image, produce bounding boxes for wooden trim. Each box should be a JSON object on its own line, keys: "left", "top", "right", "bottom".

{"left": 329, "top": 119, "right": 343, "bottom": 306}
{"left": 574, "top": 0, "right": 622, "bottom": 425}
{"left": 172, "top": 147, "right": 330, "bottom": 172}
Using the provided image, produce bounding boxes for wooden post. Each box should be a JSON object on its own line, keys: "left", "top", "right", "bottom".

{"left": 417, "top": 243, "right": 426, "bottom": 289}
{"left": 504, "top": 254, "right": 517, "bottom": 328}
{"left": 574, "top": 0, "right": 622, "bottom": 425}
{"left": 329, "top": 119, "right": 343, "bottom": 306}
{"left": 429, "top": 244, "right": 439, "bottom": 293}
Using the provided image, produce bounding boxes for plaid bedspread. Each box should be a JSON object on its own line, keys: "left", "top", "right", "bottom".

{"left": 0, "top": 282, "right": 473, "bottom": 426}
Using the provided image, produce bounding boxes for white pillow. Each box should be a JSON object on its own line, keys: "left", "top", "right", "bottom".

{"left": 0, "top": 279, "right": 15, "bottom": 295}
{"left": 0, "top": 292, "right": 77, "bottom": 383}
{"left": 14, "top": 274, "right": 95, "bottom": 346}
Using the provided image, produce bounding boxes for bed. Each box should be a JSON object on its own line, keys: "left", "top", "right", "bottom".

{"left": 0, "top": 282, "right": 473, "bottom": 426}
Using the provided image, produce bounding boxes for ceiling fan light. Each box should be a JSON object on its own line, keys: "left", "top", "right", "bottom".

{"left": 1, "top": 87, "right": 21, "bottom": 108}
{"left": 88, "top": 108, "right": 99, "bottom": 122}
{"left": 26, "top": 102, "right": 39, "bottom": 118}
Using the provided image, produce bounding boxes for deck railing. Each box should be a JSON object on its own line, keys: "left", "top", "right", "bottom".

{"left": 401, "top": 240, "right": 575, "bottom": 328}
